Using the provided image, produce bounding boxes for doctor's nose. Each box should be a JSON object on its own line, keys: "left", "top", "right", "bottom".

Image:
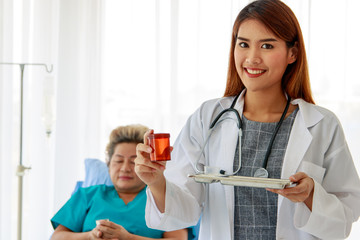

{"left": 246, "top": 57, "right": 261, "bottom": 65}
{"left": 245, "top": 50, "right": 262, "bottom": 65}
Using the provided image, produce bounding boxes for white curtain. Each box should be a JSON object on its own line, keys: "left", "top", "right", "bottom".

{"left": 0, "top": 0, "right": 58, "bottom": 239}
{"left": 0, "top": 0, "right": 103, "bottom": 239}
{"left": 0, "top": 0, "right": 359, "bottom": 239}
{"left": 53, "top": 0, "right": 103, "bottom": 220}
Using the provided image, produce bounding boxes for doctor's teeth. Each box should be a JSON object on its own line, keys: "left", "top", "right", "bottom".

{"left": 247, "top": 69, "right": 264, "bottom": 74}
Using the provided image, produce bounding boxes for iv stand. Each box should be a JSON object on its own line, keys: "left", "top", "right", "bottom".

{"left": 0, "top": 62, "right": 53, "bottom": 240}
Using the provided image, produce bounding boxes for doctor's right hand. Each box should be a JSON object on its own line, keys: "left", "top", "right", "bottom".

{"left": 135, "top": 129, "right": 168, "bottom": 212}
{"left": 135, "top": 129, "right": 167, "bottom": 186}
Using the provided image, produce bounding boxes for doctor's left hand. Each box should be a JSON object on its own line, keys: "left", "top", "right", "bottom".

{"left": 267, "top": 172, "right": 314, "bottom": 211}
{"left": 96, "top": 220, "right": 129, "bottom": 240}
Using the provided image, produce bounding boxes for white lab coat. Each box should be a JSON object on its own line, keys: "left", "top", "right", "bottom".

{"left": 145, "top": 91, "right": 360, "bottom": 240}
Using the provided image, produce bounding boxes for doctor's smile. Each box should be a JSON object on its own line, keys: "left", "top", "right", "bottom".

{"left": 244, "top": 67, "right": 266, "bottom": 77}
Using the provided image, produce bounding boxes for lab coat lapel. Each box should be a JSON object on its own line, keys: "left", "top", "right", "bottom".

{"left": 213, "top": 92, "right": 245, "bottom": 173}
{"left": 281, "top": 111, "right": 312, "bottom": 178}
{"left": 279, "top": 99, "right": 323, "bottom": 207}
{"left": 281, "top": 99, "right": 324, "bottom": 179}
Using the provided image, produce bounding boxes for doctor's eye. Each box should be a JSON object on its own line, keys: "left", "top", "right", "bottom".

{"left": 238, "top": 42, "right": 249, "bottom": 48}
{"left": 261, "top": 43, "right": 274, "bottom": 49}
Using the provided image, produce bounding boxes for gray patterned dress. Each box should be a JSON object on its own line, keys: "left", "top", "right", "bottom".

{"left": 233, "top": 108, "right": 298, "bottom": 240}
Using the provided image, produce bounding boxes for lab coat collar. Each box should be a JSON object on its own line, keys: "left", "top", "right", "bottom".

{"left": 291, "top": 98, "right": 323, "bottom": 128}
{"left": 218, "top": 90, "right": 246, "bottom": 115}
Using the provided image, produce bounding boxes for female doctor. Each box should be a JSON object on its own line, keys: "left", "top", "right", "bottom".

{"left": 135, "top": 0, "right": 360, "bottom": 239}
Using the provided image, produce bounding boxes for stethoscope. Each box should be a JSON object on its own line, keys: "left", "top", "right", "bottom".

{"left": 195, "top": 93, "right": 291, "bottom": 178}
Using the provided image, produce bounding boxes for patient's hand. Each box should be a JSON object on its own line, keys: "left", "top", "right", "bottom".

{"left": 89, "top": 227, "right": 106, "bottom": 240}
{"left": 52, "top": 224, "right": 105, "bottom": 240}
{"left": 96, "top": 220, "right": 130, "bottom": 239}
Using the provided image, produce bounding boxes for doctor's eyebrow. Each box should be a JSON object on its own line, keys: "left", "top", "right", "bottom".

{"left": 237, "top": 36, "right": 278, "bottom": 42}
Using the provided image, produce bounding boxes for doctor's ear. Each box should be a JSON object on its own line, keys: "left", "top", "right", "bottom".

{"left": 288, "top": 42, "right": 298, "bottom": 64}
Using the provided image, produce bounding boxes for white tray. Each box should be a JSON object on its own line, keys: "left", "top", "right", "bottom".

{"left": 188, "top": 174, "right": 293, "bottom": 189}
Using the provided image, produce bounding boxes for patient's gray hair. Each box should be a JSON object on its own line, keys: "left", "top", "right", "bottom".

{"left": 105, "top": 124, "right": 148, "bottom": 166}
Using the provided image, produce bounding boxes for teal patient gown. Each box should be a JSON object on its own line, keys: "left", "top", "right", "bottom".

{"left": 51, "top": 185, "right": 165, "bottom": 238}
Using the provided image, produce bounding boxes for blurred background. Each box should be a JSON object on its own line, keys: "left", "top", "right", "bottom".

{"left": 0, "top": 0, "right": 359, "bottom": 239}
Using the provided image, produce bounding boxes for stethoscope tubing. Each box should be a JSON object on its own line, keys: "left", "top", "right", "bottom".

{"left": 261, "top": 97, "right": 291, "bottom": 168}
{"left": 194, "top": 93, "right": 291, "bottom": 177}
{"left": 195, "top": 94, "right": 242, "bottom": 175}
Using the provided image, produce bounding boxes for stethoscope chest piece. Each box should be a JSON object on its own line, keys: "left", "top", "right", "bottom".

{"left": 254, "top": 167, "right": 269, "bottom": 178}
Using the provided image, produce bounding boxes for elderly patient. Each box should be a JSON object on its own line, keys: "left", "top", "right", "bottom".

{"left": 51, "top": 124, "right": 187, "bottom": 240}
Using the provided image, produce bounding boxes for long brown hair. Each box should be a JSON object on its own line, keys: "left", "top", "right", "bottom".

{"left": 224, "top": 0, "right": 314, "bottom": 104}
